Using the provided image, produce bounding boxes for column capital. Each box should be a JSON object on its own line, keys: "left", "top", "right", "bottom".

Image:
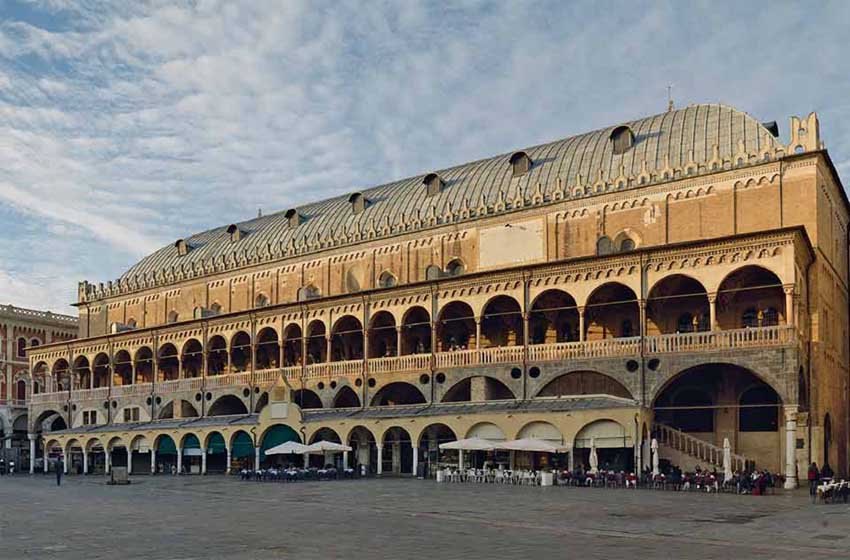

{"left": 784, "top": 405, "right": 799, "bottom": 422}
{"left": 707, "top": 292, "right": 717, "bottom": 303}
{"left": 783, "top": 283, "right": 796, "bottom": 295}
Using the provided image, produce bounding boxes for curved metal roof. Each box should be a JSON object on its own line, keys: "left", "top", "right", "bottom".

{"left": 121, "top": 104, "right": 780, "bottom": 283}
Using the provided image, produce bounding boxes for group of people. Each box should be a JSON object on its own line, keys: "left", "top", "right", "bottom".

{"left": 238, "top": 464, "right": 355, "bottom": 482}
{"left": 555, "top": 464, "right": 781, "bottom": 494}
{"left": 806, "top": 462, "right": 846, "bottom": 503}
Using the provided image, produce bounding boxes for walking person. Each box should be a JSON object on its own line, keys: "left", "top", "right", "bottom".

{"left": 807, "top": 462, "right": 820, "bottom": 502}
{"left": 56, "top": 457, "right": 64, "bottom": 487}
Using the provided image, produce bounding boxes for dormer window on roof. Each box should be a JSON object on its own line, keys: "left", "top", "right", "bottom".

{"left": 175, "top": 239, "right": 189, "bottom": 256}
{"left": 226, "top": 224, "right": 242, "bottom": 242}
{"left": 348, "top": 192, "right": 368, "bottom": 214}
{"left": 610, "top": 125, "right": 634, "bottom": 155}
{"left": 423, "top": 173, "right": 444, "bottom": 197}
{"left": 509, "top": 151, "right": 532, "bottom": 177}
{"left": 284, "top": 208, "right": 303, "bottom": 227}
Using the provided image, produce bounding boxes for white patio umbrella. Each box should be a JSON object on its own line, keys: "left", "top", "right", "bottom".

{"left": 498, "top": 438, "right": 569, "bottom": 453}
{"left": 305, "top": 441, "right": 352, "bottom": 454}
{"left": 722, "top": 438, "right": 733, "bottom": 482}
{"left": 264, "top": 441, "right": 309, "bottom": 455}
{"left": 438, "top": 437, "right": 496, "bottom": 451}
{"left": 588, "top": 437, "right": 598, "bottom": 474}
{"left": 651, "top": 438, "right": 660, "bottom": 476}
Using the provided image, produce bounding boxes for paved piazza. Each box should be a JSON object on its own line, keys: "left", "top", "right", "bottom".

{"left": 1, "top": 476, "right": 848, "bottom": 559}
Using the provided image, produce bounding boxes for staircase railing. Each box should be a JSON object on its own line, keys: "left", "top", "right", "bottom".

{"left": 653, "top": 422, "right": 750, "bottom": 472}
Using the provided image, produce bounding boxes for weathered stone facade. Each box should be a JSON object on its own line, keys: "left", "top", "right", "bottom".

{"left": 26, "top": 105, "right": 849, "bottom": 483}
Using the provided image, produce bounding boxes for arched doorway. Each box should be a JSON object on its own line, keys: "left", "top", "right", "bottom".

{"left": 418, "top": 423, "right": 457, "bottom": 477}
{"left": 367, "top": 311, "right": 397, "bottom": 358}
{"left": 207, "top": 336, "right": 228, "bottom": 376}
{"left": 716, "top": 266, "right": 786, "bottom": 329}
{"left": 305, "top": 321, "right": 326, "bottom": 364}
{"left": 347, "top": 426, "right": 377, "bottom": 474}
{"left": 515, "top": 421, "right": 567, "bottom": 471}
{"left": 370, "top": 382, "right": 426, "bottom": 406}
{"left": 208, "top": 395, "right": 248, "bottom": 416}
{"left": 530, "top": 289, "right": 579, "bottom": 343}
{"left": 180, "top": 434, "right": 201, "bottom": 474}
{"left": 585, "top": 282, "right": 639, "bottom": 340}
{"left": 536, "top": 371, "right": 632, "bottom": 399}
{"left": 653, "top": 364, "right": 783, "bottom": 471}
{"left": 480, "top": 296, "right": 523, "bottom": 347}
{"left": 205, "top": 432, "right": 227, "bottom": 473}
{"left": 382, "top": 427, "right": 413, "bottom": 475}
{"left": 465, "top": 422, "right": 508, "bottom": 469}
{"left": 437, "top": 301, "right": 475, "bottom": 351}
{"left": 282, "top": 324, "right": 303, "bottom": 366}
{"left": 308, "top": 427, "right": 343, "bottom": 468}
{"left": 574, "top": 419, "right": 632, "bottom": 472}
{"left": 157, "top": 344, "right": 179, "bottom": 381}
{"left": 230, "top": 332, "right": 252, "bottom": 373}
{"left": 255, "top": 328, "right": 280, "bottom": 370}
{"left": 134, "top": 347, "right": 153, "bottom": 384}
{"left": 181, "top": 339, "right": 203, "bottom": 378}
{"left": 231, "top": 431, "right": 255, "bottom": 470}
{"left": 154, "top": 435, "right": 177, "bottom": 474}
{"left": 401, "top": 306, "right": 431, "bottom": 355}
{"left": 647, "top": 275, "right": 710, "bottom": 334}
{"left": 261, "top": 424, "right": 301, "bottom": 467}
{"left": 331, "top": 316, "right": 364, "bottom": 361}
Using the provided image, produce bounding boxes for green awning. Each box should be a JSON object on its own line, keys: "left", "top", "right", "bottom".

{"left": 183, "top": 434, "right": 201, "bottom": 449}
{"left": 207, "top": 433, "right": 226, "bottom": 454}
{"left": 261, "top": 424, "right": 300, "bottom": 460}
{"left": 157, "top": 436, "right": 177, "bottom": 455}
{"left": 232, "top": 431, "right": 254, "bottom": 459}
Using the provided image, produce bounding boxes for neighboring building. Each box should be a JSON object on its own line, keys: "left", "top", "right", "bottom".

{"left": 1, "top": 304, "right": 77, "bottom": 465}
{"left": 27, "top": 105, "right": 849, "bottom": 485}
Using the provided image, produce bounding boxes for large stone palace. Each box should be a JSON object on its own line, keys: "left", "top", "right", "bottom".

{"left": 25, "top": 104, "right": 849, "bottom": 486}
{"left": 1, "top": 304, "right": 77, "bottom": 464}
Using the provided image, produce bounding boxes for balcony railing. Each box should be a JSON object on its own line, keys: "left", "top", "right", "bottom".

{"left": 27, "top": 325, "right": 794, "bottom": 405}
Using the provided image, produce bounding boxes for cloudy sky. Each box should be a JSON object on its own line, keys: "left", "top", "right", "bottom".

{"left": 1, "top": 0, "right": 848, "bottom": 314}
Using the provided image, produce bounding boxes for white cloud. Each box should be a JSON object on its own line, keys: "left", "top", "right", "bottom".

{"left": 0, "top": 0, "right": 849, "bottom": 315}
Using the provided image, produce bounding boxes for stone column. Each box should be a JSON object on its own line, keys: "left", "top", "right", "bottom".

{"left": 396, "top": 326, "right": 402, "bottom": 356}
{"left": 458, "top": 449, "right": 464, "bottom": 470}
{"left": 784, "top": 406, "right": 798, "bottom": 489}
{"left": 412, "top": 446, "right": 419, "bottom": 477}
{"left": 201, "top": 448, "right": 207, "bottom": 475}
{"left": 343, "top": 450, "right": 349, "bottom": 470}
{"left": 105, "top": 449, "right": 111, "bottom": 474}
{"left": 28, "top": 434, "right": 36, "bottom": 474}
{"left": 127, "top": 450, "right": 133, "bottom": 475}
{"left": 376, "top": 443, "right": 383, "bottom": 475}
{"left": 708, "top": 293, "right": 718, "bottom": 331}
{"left": 784, "top": 286, "right": 795, "bottom": 327}
{"left": 638, "top": 300, "right": 646, "bottom": 337}
{"left": 82, "top": 450, "right": 88, "bottom": 475}
{"left": 176, "top": 449, "right": 182, "bottom": 474}
{"left": 150, "top": 449, "right": 156, "bottom": 474}
{"left": 474, "top": 318, "right": 481, "bottom": 350}
{"left": 63, "top": 454, "right": 68, "bottom": 474}
{"left": 325, "top": 335, "right": 332, "bottom": 363}
{"left": 43, "top": 454, "right": 49, "bottom": 474}
{"left": 254, "top": 446, "right": 260, "bottom": 471}
{"left": 225, "top": 446, "right": 232, "bottom": 475}
{"left": 578, "top": 307, "right": 585, "bottom": 342}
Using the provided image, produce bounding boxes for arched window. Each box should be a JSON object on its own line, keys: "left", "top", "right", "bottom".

{"left": 446, "top": 259, "right": 465, "bottom": 277}
{"left": 210, "top": 302, "right": 222, "bottom": 315}
{"left": 739, "top": 386, "right": 779, "bottom": 432}
{"left": 284, "top": 208, "right": 302, "bottom": 227}
{"left": 423, "top": 173, "right": 444, "bottom": 196}
{"left": 596, "top": 236, "right": 614, "bottom": 256}
{"left": 17, "top": 337, "right": 27, "bottom": 358}
{"left": 167, "top": 310, "right": 179, "bottom": 324}
{"left": 193, "top": 306, "right": 204, "bottom": 319}
{"left": 255, "top": 293, "right": 269, "bottom": 308}
{"left": 297, "top": 285, "right": 321, "bottom": 302}
{"left": 742, "top": 307, "right": 758, "bottom": 328}
{"left": 610, "top": 125, "right": 634, "bottom": 155}
{"left": 348, "top": 192, "right": 368, "bottom": 214}
{"left": 30, "top": 339, "right": 40, "bottom": 348}
{"left": 174, "top": 239, "right": 189, "bottom": 256}
{"left": 618, "top": 237, "right": 635, "bottom": 252}
{"left": 226, "top": 224, "right": 242, "bottom": 242}
{"left": 762, "top": 307, "right": 778, "bottom": 327}
{"left": 378, "top": 271, "right": 397, "bottom": 289}
{"left": 126, "top": 318, "right": 137, "bottom": 329}
{"left": 425, "top": 265, "right": 442, "bottom": 281}
{"left": 509, "top": 151, "right": 532, "bottom": 177}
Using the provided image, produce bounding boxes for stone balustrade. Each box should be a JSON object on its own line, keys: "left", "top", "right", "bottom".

{"left": 28, "top": 325, "right": 795, "bottom": 407}
{"left": 653, "top": 422, "right": 749, "bottom": 472}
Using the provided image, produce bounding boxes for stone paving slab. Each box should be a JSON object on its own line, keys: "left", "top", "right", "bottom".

{"left": 1, "top": 474, "right": 848, "bottom": 560}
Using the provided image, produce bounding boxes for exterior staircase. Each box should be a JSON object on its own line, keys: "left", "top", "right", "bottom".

{"left": 652, "top": 422, "right": 752, "bottom": 472}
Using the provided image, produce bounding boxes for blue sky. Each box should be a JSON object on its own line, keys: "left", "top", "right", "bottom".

{"left": 1, "top": 0, "right": 849, "bottom": 314}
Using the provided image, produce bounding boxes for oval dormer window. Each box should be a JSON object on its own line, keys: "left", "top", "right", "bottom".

{"left": 348, "top": 192, "right": 368, "bottom": 215}
{"left": 423, "top": 173, "right": 444, "bottom": 197}
{"left": 226, "top": 224, "right": 242, "bottom": 242}
{"left": 284, "top": 208, "right": 302, "bottom": 228}
{"left": 509, "top": 151, "right": 532, "bottom": 177}
{"left": 175, "top": 239, "right": 189, "bottom": 256}
{"left": 610, "top": 125, "right": 634, "bottom": 155}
